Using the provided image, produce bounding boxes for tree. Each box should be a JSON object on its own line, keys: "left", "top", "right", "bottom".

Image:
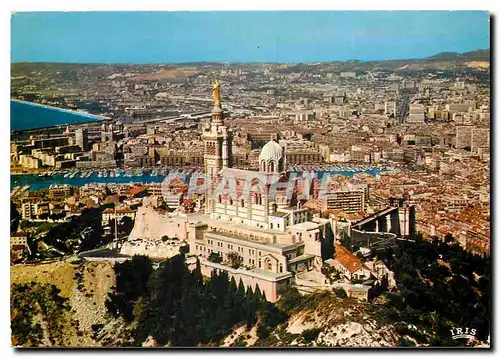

{"left": 245, "top": 286, "right": 257, "bottom": 328}
{"left": 376, "top": 232, "right": 491, "bottom": 345}
{"left": 320, "top": 224, "right": 335, "bottom": 261}
{"left": 193, "top": 258, "right": 203, "bottom": 286}
{"left": 115, "top": 254, "right": 289, "bottom": 347}
{"left": 227, "top": 252, "right": 243, "bottom": 269}
{"left": 10, "top": 201, "right": 20, "bottom": 232}
{"left": 208, "top": 252, "right": 222, "bottom": 264}
{"left": 334, "top": 288, "right": 347, "bottom": 298}
{"left": 106, "top": 255, "right": 153, "bottom": 322}
{"left": 302, "top": 328, "right": 321, "bottom": 343}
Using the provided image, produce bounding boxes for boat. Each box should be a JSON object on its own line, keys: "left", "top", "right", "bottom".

{"left": 102, "top": 170, "right": 108, "bottom": 178}
{"left": 98, "top": 171, "right": 103, "bottom": 178}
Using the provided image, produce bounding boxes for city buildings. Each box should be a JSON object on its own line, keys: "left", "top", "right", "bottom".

{"left": 10, "top": 57, "right": 490, "bottom": 272}
{"left": 75, "top": 128, "right": 89, "bottom": 151}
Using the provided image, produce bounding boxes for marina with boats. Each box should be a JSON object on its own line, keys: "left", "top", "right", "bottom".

{"left": 11, "top": 164, "right": 398, "bottom": 192}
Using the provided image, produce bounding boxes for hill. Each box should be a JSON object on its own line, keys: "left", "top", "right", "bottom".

{"left": 10, "top": 258, "right": 131, "bottom": 347}
{"left": 426, "top": 49, "right": 490, "bottom": 61}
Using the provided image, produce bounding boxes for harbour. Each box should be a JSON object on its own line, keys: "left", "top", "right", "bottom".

{"left": 10, "top": 165, "right": 392, "bottom": 192}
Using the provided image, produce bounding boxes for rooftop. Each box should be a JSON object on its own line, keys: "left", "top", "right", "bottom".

{"left": 289, "top": 222, "right": 319, "bottom": 231}
{"left": 333, "top": 244, "right": 363, "bottom": 274}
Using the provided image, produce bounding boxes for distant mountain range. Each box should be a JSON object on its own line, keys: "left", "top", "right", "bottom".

{"left": 11, "top": 49, "right": 490, "bottom": 76}
{"left": 425, "top": 49, "right": 490, "bottom": 61}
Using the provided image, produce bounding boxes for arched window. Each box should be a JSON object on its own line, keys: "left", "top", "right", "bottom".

{"left": 279, "top": 263, "right": 283, "bottom": 273}
{"left": 218, "top": 195, "right": 222, "bottom": 203}
{"left": 270, "top": 223, "right": 274, "bottom": 229}
{"left": 229, "top": 198, "right": 233, "bottom": 205}
{"left": 241, "top": 199, "right": 244, "bottom": 207}
{"left": 269, "top": 161, "right": 275, "bottom": 172}
{"left": 267, "top": 260, "right": 272, "bottom": 271}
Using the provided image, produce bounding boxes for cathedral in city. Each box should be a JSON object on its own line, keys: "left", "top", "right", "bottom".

{"left": 191, "top": 81, "right": 330, "bottom": 301}
{"left": 128, "top": 81, "right": 331, "bottom": 302}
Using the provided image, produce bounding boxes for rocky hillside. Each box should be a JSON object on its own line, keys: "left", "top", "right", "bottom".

{"left": 251, "top": 291, "right": 404, "bottom": 348}
{"left": 11, "top": 242, "right": 489, "bottom": 348}
{"left": 10, "top": 258, "right": 131, "bottom": 347}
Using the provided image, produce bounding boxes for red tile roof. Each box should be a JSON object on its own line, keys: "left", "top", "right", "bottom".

{"left": 129, "top": 187, "right": 147, "bottom": 196}
{"left": 103, "top": 207, "right": 135, "bottom": 214}
{"left": 333, "top": 244, "right": 363, "bottom": 274}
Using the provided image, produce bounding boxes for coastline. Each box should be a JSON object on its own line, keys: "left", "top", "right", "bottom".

{"left": 11, "top": 98, "right": 109, "bottom": 121}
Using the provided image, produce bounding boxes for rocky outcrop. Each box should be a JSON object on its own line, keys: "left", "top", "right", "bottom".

{"left": 316, "top": 320, "right": 399, "bottom": 347}
{"left": 120, "top": 238, "right": 186, "bottom": 259}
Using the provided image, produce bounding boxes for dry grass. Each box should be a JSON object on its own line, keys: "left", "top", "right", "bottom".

{"left": 11, "top": 259, "right": 77, "bottom": 299}
{"left": 10, "top": 258, "right": 118, "bottom": 347}
{"left": 466, "top": 61, "right": 489, "bottom": 69}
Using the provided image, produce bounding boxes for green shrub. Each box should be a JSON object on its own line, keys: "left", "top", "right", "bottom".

{"left": 302, "top": 328, "right": 321, "bottom": 343}
{"left": 334, "top": 288, "right": 347, "bottom": 298}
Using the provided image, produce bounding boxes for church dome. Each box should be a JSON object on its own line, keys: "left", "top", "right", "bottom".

{"left": 259, "top": 140, "right": 283, "bottom": 162}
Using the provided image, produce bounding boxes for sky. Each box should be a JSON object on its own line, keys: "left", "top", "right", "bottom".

{"left": 11, "top": 11, "right": 490, "bottom": 64}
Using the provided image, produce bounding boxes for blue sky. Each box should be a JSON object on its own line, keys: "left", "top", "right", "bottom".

{"left": 11, "top": 11, "right": 490, "bottom": 63}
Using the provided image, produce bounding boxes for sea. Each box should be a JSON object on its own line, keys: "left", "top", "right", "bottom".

{"left": 11, "top": 167, "right": 386, "bottom": 192}
{"left": 10, "top": 99, "right": 390, "bottom": 191}
{"left": 11, "top": 99, "right": 103, "bottom": 131}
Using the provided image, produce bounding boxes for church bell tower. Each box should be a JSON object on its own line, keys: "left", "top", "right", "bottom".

{"left": 202, "top": 80, "right": 233, "bottom": 180}
{"left": 202, "top": 80, "right": 233, "bottom": 214}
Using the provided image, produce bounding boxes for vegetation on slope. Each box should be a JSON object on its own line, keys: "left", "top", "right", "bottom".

{"left": 106, "top": 254, "right": 288, "bottom": 347}
{"left": 373, "top": 233, "right": 490, "bottom": 346}
{"left": 11, "top": 282, "right": 71, "bottom": 347}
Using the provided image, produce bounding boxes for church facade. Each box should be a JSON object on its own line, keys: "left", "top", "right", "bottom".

{"left": 186, "top": 81, "right": 330, "bottom": 301}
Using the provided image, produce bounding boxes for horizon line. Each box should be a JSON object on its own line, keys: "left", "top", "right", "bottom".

{"left": 10, "top": 48, "right": 490, "bottom": 66}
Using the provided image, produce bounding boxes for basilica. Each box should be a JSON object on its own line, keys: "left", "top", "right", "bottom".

{"left": 128, "top": 81, "right": 331, "bottom": 301}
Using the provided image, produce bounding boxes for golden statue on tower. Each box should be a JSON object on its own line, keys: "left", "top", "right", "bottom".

{"left": 213, "top": 79, "right": 221, "bottom": 105}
